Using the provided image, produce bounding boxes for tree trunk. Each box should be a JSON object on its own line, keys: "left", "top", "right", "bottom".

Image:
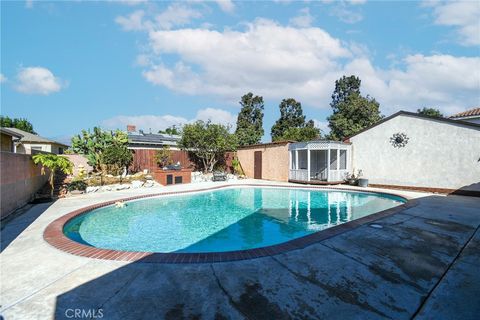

{"left": 49, "top": 170, "right": 55, "bottom": 198}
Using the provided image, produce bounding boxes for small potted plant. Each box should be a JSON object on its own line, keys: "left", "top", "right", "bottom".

{"left": 345, "top": 169, "right": 363, "bottom": 186}
{"left": 357, "top": 170, "right": 369, "bottom": 187}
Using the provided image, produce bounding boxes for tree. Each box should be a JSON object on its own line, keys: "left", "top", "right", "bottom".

{"left": 417, "top": 107, "right": 443, "bottom": 118}
{"left": 271, "top": 98, "right": 312, "bottom": 141}
{"left": 0, "top": 116, "right": 36, "bottom": 134}
{"left": 179, "top": 120, "right": 237, "bottom": 172}
{"left": 277, "top": 124, "right": 321, "bottom": 142}
{"left": 331, "top": 75, "right": 361, "bottom": 107}
{"left": 159, "top": 125, "right": 180, "bottom": 135}
{"left": 155, "top": 146, "right": 173, "bottom": 168}
{"left": 235, "top": 93, "right": 264, "bottom": 146}
{"left": 327, "top": 75, "right": 383, "bottom": 140}
{"left": 101, "top": 144, "right": 133, "bottom": 176}
{"left": 71, "top": 127, "right": 128, "bottom": 171}
{"left": 32, "top": 154, "right": 73, "bottom": 198}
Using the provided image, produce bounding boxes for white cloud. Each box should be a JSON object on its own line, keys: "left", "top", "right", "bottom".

{"left": 0, "top": 73, "right": 7, "bottom": 83}
{"left": 347, "top": 0, "right": 367, "bottom": 5}
{"left": 25, "top": 0, "right": 33, "bottom": 9}
{"left": 135, "top": 54, "right": 151, "bottom": 66}
{"left": 195, "top": 108, "right": 237, "bottom": 128}
{"left": 143, "top": 19, "right": 350, "bottom": 104}
{"left": 120, "top": 13, "right": 479, "bottom": 116}
{"left": 115, "top": 10, "right": 146, "bottom": 31}
{"left": 115, "top": 4, "right": 202, "bottom": 31}
{"left": 113, "top": 0, "right": 148, "bottom": 6}
{"left": 155, "top": 3, "right": 202, "bottom": 30}
{"left": 343, "top": 54, "right": 480, "bottom": 114}
{"left": 330, "top": 4, "right": 363, "bottom": 24}
{"left": 289, "top": 8, "right": 314, "bottom": 28}
{"left": 101, "top": 108, "right": 237, "bottom": 132}
{"left": 428, "top": 1, "right": 480, "bottom": 46}
{"left": 313, "top": 119, "right": 330, "bottom": 134}
{"left": 15, "top": 67, "right": 65, "bottom": 95}
{"left": 215, "top": 0, "right": 235, "bottom": 13}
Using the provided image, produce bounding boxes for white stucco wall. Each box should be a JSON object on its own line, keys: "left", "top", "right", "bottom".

{"left": 350, "top": 114, "right": 480, "bottom": 191}
{"left": 18, "top": 143, "right": 65, "bottom": 154}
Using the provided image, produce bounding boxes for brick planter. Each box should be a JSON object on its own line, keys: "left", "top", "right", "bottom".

{"left": 152, "top": 168, "right": 193, "bottom": 186}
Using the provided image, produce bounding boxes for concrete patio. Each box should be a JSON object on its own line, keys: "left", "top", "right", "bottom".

{"left": 1, "top": 180, "right": 479, "bottom": 319}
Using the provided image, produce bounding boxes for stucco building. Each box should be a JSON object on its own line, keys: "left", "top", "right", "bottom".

{"left": 449, "top": 107, "right": 480, "bottom": 125}
{"left": 7, "top": 128, "right": 68, "bottom": 154}
{"left": 237, "top": 141, "right": 291, "bottom": 182}
{"left": 0, "top": 128, "right": 23, "bottom": 152}
{"left": 346, "top": 111, "right": 480, "bottom": 193}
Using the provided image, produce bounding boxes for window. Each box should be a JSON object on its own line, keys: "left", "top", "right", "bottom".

{"left": 329, "top": 149, "right": 338, "bottom": 169}
{"left": 298, "top": 150, "right": 308, "bottom": 169}
{"left": 291, "top": 151, "right": 296, "bottom": 169}
{"left": 58, "top": 147, "right": 64, "bottom": 154}
{"left": 339, "top": 150, "right": 347, "bottom": 170}
{"left": 31, "top": 146, "right": 42, "bottom": 151}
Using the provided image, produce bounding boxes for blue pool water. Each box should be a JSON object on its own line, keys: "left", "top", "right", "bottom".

{"left": 64, "top": 187, "right": 405, "bottom": 253}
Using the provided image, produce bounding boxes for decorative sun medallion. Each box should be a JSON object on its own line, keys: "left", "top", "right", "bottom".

{"left": 390, "top": 132, "right": 409, "bottom": 148}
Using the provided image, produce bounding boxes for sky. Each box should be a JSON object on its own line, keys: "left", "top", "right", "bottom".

{"left": 1, "top": 0, "right": 479, "bottom": 144}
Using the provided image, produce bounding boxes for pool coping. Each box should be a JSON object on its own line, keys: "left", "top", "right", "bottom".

{"left": 43, "top": 184, "right": 418, "bottom": 264}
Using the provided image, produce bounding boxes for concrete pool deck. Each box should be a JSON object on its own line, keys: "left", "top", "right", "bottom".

{"left": 1, "top": 180, "right": 479, "bottom": 319}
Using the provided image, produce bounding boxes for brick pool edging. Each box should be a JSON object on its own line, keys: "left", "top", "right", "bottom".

{"left": 43, "top": 184, "right": 418, "bottom": 264}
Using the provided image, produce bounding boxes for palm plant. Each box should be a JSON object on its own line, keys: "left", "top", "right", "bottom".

{"left": 32, "top": 154, "right": 73, "bottom": 198}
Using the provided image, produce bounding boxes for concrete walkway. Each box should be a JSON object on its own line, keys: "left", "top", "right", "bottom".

{"left": 1, "top": 181, "right": 479, "bottom": 319}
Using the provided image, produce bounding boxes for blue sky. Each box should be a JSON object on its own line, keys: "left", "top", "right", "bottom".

{"left": 1, "top": 0, "right": 479, "bottom": 144}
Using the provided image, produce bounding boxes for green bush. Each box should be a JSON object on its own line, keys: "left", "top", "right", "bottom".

{"left": 67, "top": 180, "right": 87, "bottom": 192}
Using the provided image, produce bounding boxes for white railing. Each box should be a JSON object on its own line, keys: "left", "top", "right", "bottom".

{"left": 289, "top": 169, "right": 309, "bottom": 181}
{"left": 290, "top": 169, "right": 348, "bottom": 182}
{"left": 328, "top": 169, "right": 348, "bottom": 182}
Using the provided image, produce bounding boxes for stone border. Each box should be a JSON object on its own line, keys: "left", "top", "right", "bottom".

{"left": 43, "top": 184, "right": 417, "bottom": 264}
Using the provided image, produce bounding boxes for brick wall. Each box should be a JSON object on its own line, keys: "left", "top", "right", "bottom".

{"left": 0, "top": 152, "right": 49, "bottom": 220}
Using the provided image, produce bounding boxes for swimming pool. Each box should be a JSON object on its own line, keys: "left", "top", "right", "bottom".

{"left": 63, "top": 187, "right": 405, "bottom": 253}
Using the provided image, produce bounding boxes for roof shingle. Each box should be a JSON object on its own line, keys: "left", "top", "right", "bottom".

{"left": 449, "top": 107, "right": 480, "bottom": 119}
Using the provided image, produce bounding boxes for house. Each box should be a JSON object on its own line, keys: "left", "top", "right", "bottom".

{"left": 0, "top": 127, "right": 23, "bottom": 152}
{"left": 7, "top": 128, "right": 69, "bottom": 154}
{"left": 449, "top": 107, "right": 480, "bottom": 124}
{"left": 127, "top": 125, "right": 180, "bottom": 150}
{"left": 346, "top": 111, "right": 480, "bottom": 194}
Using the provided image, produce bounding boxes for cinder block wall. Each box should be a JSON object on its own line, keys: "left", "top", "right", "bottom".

{"left": 0, "top": 152, "right": 49, "bottom": 220}
{"left": 237, "top": 142, "right": 290, "bottom": 182}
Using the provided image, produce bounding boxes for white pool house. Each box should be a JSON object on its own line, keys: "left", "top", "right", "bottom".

{"left": 288, "top": 140, "right": 352, "bottom": 183}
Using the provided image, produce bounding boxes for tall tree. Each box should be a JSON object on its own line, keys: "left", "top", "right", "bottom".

{"left": 327, "top": 75, "right": 383, "bottom": 140}
{"left": 179, "top": 120, "right": 237, "bottom": 172}
{"left": 417, "top": 107, "right": 443, "bottom": 118}
{"left": 0, "top": 116, "right": 36, "bottom": 134}
{"left": 71, "top": 127, "right": 128, "bottom": 171}
{"left": 271, "top": 98, "right": 311, "bottom": 141}
{"left": 235, "top": 93, "right": 265, "bottom": 146}
{"left": 277, "top": 125, "right": 320, "bottom": 142}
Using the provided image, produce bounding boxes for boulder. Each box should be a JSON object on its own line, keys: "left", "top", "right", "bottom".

{"left": 115, "top": 184, "right": 130, "bottom": 190}
{"left": 86, "top": 186, "right": 100, "bottom": 193}
{"left": 100, "top": 185, "right": 112, "bottom": 192}
{"left": 144, "top": 180, "right": 154, "bottom": 188}
{"left": 131, "top": 180, "right": 144, "bottom": 188}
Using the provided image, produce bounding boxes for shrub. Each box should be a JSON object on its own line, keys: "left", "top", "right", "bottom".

{"left": 67, "top": 180, "right": 87, "bottom": 192}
